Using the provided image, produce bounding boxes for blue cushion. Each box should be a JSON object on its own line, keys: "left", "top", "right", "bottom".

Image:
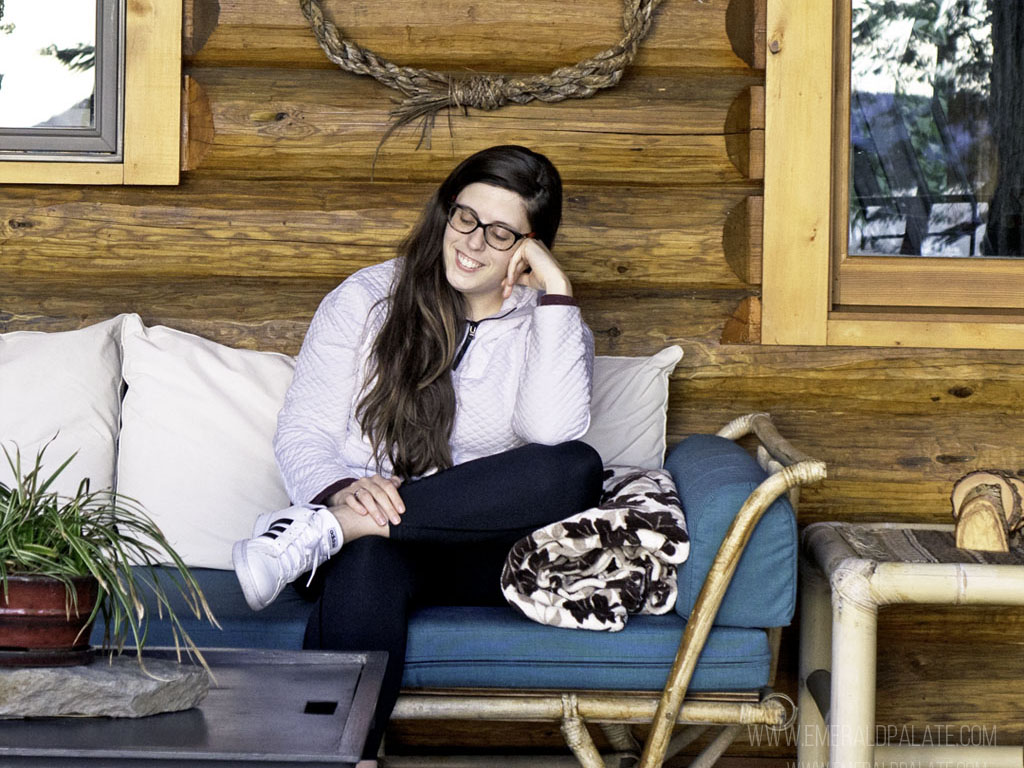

{"left": 403, "top": 606, "right": 771, "bottom": 692}
{"left": 666, "top": 434, "right": 797, "bottom": 628}
{"left": 93, "top": 568, "right": 772, "bottom": 692}
{"left": 90, "top": 568, "right": 313, "bottom": 650}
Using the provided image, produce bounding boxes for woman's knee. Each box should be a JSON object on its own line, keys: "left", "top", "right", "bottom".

{"left": 323, "top": 537, "right": 408, "bottom": 581}
{"left": 526, "top": 440, "right": 604, "bottom": 508}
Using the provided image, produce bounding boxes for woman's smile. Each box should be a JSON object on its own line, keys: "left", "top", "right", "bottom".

{"left": 454, "top": 249, "right": 485, "bottom": 272}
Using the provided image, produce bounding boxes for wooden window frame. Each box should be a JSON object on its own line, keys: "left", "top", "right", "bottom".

{"left": 762, "top": 0, "right": 1024, "bottom": 349}
{"left": 0, "top": 0, "right": 180, "bottom": 185}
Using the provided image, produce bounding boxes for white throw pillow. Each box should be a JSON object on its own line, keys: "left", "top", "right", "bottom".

{"left": 117, "top": 315, "right": 295, "bottom": 569}
{"left": 0, "top": 316, "right": 126, "bottom": 496}
{"left": 582, "top": 346, "right": 684, "bottom": 469}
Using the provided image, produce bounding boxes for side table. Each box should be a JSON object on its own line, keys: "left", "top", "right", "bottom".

{"left": 798, "top": 521, "right": 1024, "bottom": 768}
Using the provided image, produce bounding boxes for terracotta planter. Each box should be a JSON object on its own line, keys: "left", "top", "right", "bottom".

{"left": 0, "top": 574, "right": 99, "bottom": 667}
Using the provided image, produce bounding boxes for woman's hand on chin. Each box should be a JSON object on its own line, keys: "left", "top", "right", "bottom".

{"left": 328, "top": 474, "right": 404, "bottom": 527}
{"left": 502, "top": 239, "right": 572, "bottom": 299}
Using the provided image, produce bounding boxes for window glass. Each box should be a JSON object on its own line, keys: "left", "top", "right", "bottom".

{"left": 0, "top": 0, "right": 121, "bottom": 158}
{"left": 849, "top": 0, "right": 1021, "bottom": 258}
{"left": 0, "top": 0, "right": 97, "bottom": 129}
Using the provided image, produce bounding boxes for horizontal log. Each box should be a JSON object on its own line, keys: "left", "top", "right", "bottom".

{"left": 0, "top": 277, "right": 723, "bottom": 357}
{"left": 673, "top": 370, "right": 1024, "bottom": 415}
{"left": 0, "top": 178, "right": 756, "bottom": 289}
{"left": 185, "top": 0, "right": 757, "bottom": 74}
{"left": 674, "top": 329, "right": 1024, "bottom": 381}
{"left": 183, "top": 67, "right": 761, "bottom": 184}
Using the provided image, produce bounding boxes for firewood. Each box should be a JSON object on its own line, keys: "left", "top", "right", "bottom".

{"left": 951, "top": 470, "right": 1022, "bottom": 552}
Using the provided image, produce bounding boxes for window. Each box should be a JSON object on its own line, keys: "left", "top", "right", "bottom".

{"left": 0, "top": 0, "right": 180, "bottom": 185}
{"left": 762, "top": 0, "right": 1024, "bottom": 349}
{"left": 0, "top": 0, "right": 122, "bottom": 158}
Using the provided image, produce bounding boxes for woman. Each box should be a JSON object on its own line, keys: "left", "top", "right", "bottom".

{"left": 233, "top": 145, "right": 603, "bottom": 757}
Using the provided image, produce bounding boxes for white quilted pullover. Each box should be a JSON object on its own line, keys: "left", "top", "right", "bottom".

{"left": 274, "top": 259, "right": 594, "bottom": 504}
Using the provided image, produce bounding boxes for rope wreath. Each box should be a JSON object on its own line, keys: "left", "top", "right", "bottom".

{"left": 299, "top": 0, "right": 664, "bottom": 148}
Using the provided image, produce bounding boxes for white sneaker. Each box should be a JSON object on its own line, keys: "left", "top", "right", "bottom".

{"left": 232, "top": 505, "right": 343, "bottom": 611}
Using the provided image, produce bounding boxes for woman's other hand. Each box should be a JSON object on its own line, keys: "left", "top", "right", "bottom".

{"left": 329, "top": 475, "right": 404, "bottom": 527}
{"left": 502, "top": 238, "right": 572, "bottom": 299}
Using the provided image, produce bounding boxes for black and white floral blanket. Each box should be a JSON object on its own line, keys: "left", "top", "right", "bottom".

{"left": 501, "top": 466, "right": 689, "bottom": 632}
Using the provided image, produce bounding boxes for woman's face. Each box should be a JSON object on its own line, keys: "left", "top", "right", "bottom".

{"left": 443, "top": 182, "right": 531, "bottom": 320}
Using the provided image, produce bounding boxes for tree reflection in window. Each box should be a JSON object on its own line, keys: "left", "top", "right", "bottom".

{"left": 849, "top": 0, "right": 1022, "bottom": 258}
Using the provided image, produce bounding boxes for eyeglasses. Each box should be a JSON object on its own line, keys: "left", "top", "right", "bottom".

{"left": 447, "top": 203, "right": 534, "bottom": 252}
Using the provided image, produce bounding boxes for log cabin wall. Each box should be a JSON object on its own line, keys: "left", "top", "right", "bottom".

{"left": 2, "top": 0, "right": 1022, "bottom": 759}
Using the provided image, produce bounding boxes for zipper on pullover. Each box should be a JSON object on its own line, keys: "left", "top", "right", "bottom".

{"left": 452, "top": 321, "right": 478, "bottom": 371}
{"left": 451, "top": 305, "right": 519, "bottom": 371}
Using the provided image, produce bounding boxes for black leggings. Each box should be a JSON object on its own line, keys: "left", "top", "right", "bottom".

{"left": 301, "top": 441, "right": 604, "bottom": 758}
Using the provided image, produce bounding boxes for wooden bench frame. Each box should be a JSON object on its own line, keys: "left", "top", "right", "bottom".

{"left": 388, "top": 413, "right": 827, "bottom": 768}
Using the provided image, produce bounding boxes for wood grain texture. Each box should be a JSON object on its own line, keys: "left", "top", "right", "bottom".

{"left": 123, "top": 0, "right": 182, "bottom": 184}
{"left": 725, "top": 0, "right": 767, "bottom": 70}
{"left": 720, "top": 296, "right": 761, "bottom": 343}
{"left": 0, "top": 275, "right": 718, "bottom": 357}
{"left": 185, "top": 0, "right": 752, "bottom": 73}
{"left": 761, "top": 0, "right": 832, "bottom": 344}
{"left": 0, "top": 179, "right": 756, "bottom": 289}
{"left": 722, "top": 195, "right": 763, "bottom": 283}
{"left": 181, "top": 76, "right": 216, "bottom": 172}
{"left": 725, "top": 86, "right": 765, "bottom": 180}
{"left": 183, "top": 0, "right": 220, "bottom": 56}
{"left": 835, "top": 256, "right": 1024, "bottom": 310}
{"left": 180, "top": 67, "right": 761, "bottom": 183}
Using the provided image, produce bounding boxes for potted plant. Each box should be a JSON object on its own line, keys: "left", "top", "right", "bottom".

{"left": 0, "top": 442, "right": 216, "bottom": 669}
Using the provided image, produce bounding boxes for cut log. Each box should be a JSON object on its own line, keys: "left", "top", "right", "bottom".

{"left": 951, "top": 470, "right": 1020, "bottom": 527}
{"left": 951, "top": 470, "right": 1024, "bottom": 552}
{"left": 954, "top": 487, "right": 1009, "bottom": 552}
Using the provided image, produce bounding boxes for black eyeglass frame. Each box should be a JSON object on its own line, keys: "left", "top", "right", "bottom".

{"left": 446, "top": 203, "right": 535, "bottom": 252}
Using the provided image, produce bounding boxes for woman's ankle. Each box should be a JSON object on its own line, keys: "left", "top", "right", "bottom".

{"left": 330, "top": 506, "right": 391, "bottom": 543}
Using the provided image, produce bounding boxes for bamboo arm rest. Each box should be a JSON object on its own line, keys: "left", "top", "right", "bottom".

{"left": 716, "top": 412, "right": 815, "bottom": 467}
{"left": 640, "top": 457, "right": 827, "bottom": 767}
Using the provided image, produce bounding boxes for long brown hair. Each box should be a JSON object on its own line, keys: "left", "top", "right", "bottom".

{"left": 356, "top": 145, "right": 563, "bottom": 479}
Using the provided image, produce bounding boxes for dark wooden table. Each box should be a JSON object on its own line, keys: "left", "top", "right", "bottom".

{"left": 0, "top": 648, "right": 386, "bottom": 767}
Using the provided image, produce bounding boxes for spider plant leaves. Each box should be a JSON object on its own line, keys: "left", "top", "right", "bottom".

{"left": 0, "top": 442, "right": 218, "bottom": 675}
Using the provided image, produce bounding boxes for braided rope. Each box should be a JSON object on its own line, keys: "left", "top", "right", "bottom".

{"left": 299, "top": 0, "right": 663, "bottom": 146}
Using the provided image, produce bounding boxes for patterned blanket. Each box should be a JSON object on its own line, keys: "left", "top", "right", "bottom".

{"left": 501, "top": 467, "right": 690, "bottom": 631}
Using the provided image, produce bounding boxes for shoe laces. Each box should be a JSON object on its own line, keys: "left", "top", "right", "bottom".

{"left": 270, "top": 511, "right": 330, "bottom": 587}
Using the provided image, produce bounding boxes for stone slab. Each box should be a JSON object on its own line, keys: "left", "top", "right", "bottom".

{"left": 0, "top": 655, "right": 209, "bottom": 718}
